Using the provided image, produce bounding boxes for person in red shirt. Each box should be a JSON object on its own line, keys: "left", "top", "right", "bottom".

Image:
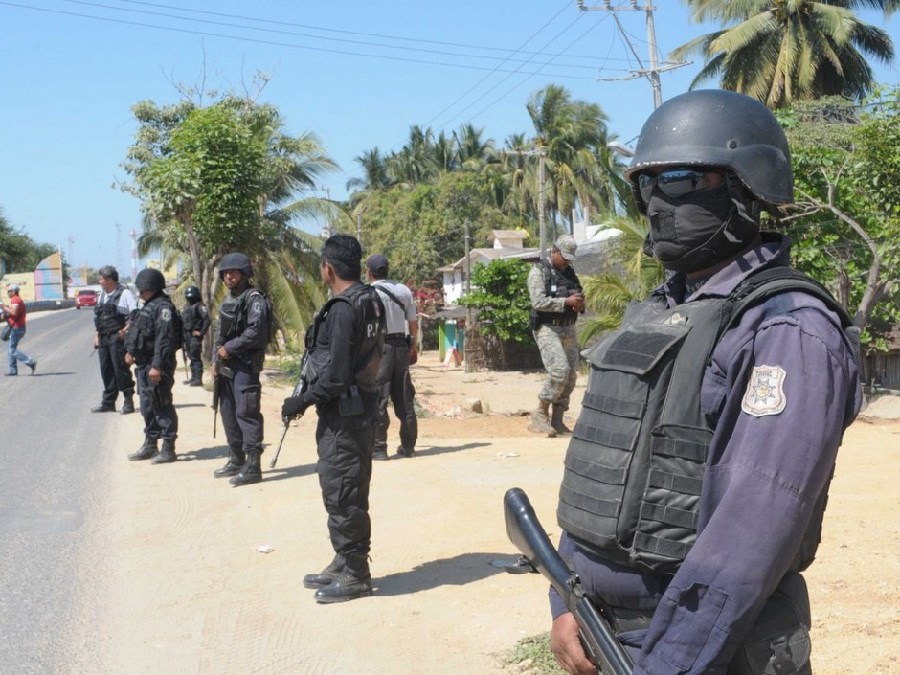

{"left": 2, "top": 283, "right": 37, "bottom": 376}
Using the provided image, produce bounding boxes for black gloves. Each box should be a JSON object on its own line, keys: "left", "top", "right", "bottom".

{"left": 281, "top": 395, "right": 305, "bottom": 421}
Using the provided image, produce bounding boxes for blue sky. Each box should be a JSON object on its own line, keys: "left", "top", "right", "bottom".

{"left": 1, "top": 1, "right": 897, "bottom": 274}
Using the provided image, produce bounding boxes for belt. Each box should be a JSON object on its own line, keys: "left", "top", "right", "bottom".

{"left": 547, "top": 318, "right": 575, "bottom": 327}
{"left": 385, "top": 332, "right": 407, "bottom": 340}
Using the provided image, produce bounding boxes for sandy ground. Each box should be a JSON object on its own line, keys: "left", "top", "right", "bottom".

{"left": 72, "top": 352, "right": 900, "bottom": 674}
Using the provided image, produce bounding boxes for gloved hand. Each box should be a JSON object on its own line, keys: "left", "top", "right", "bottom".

{"left": 281, "top": 395, "right": 305, "bottom": 421}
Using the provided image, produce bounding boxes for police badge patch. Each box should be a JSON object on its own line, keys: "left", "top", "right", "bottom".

{"left": 741, "top": 365, "right": 787, "bottom": 416}
{"left": 160, "top": 307, "right": 171, "bottom": 322}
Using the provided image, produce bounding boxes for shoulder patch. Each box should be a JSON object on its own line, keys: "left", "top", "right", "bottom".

{"left": 160, "top": 307, "right": 171, "bottom": 322}
{"left": 741, "top": 365, "right": 787, "bottom": 417}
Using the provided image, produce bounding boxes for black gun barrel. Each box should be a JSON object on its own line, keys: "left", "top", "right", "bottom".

{"left": 504, "top": 487, "right": 634, "bottom": 675}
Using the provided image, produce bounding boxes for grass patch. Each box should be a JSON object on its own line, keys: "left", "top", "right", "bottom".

{"left": 503, "top": 633, "right": 565, "bottom": 674}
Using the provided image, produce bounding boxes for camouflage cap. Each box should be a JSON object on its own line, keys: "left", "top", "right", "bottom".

{"left": 554, "top": 235, "right": 577, "bottom": 262}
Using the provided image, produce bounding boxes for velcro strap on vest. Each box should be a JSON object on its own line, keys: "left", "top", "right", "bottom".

{"left": 640, "top": 498, "right": 699, "bottom": 529}
{"left": 581, "top": 391, "right": 644, "bottom": 419}
{"left": 558, "top": 483, "right": 620, "bottom": 518}
{"left": 633, "top": 532, "right": 692, "bottom": 560}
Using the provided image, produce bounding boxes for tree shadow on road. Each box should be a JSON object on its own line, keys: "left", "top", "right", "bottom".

{"left": 374, "top": 551, "right": 519, "bottom": 596}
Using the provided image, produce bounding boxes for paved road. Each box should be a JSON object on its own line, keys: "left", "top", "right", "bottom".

{"left": 0, "top": 308, "right": 119, "bottom": 672}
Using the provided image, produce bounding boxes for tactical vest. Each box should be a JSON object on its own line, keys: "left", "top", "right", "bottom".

{"left": 303, "top": 284, "right": 385, "bottom": 398}
{"left": 182, "top": 303, "right": 200, "bottom": 334}
{"left": 531, "top": 261, "right": 582, "bottom": 328}
{"left": 95, "top": 286, "right": 127, "bottom": 334}
{"left": 557, "top": 267, "right": 856, "bottom": 576}
{"left": 125, "top": 295, "right": 180, "bottom": 366}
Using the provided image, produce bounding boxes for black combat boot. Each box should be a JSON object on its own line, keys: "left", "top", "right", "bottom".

{"left": 189, "top": 364, "right": 203, "bottom": 386}
{"left": 314, "top": 555, "right": 372, "bottom": 603}
{"left": 213, "top": 446, "right": 246, "bottom": 478}
{"left": 151, "top": 439, "right": 177, "bottom": 464}
{"left": 229, "top": 449, "right": 262, "bottom": 486}
{"left": 128, "top": 438, "right": 158, "bottom": 461}
{"left": 121, "top": 396, "right": 135, "bottom": 415}
{"left": 303, "top": 554, "right": 346, "bottom": 589}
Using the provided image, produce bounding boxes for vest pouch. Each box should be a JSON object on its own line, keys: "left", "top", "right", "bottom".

{"left": 558, "top": 324, "right": 688, "bottom": 565}
{"left": 338, "top": 385, "right": 364, "bottom": 417}
{"left": 631, "top": 422, "right": 710, "bottom": 573}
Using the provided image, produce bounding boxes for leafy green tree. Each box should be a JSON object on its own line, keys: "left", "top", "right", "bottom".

{"left": 0, "top": 208, "right": 57, "bottom": 274}
{"left": 777, "top": 91, "right": 900, "bottom": 349}
{"left": 458, "top": 258, "right": 533, "bottom": 345}
{"left": 674, "top": 0, "right": 896, "bottom": 107}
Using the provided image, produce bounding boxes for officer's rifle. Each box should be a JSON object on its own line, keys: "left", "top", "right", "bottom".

{"left": 503, "top": 487, "right": 634, "bottom": 675}
{"left": 270, "top": 374, "right": 305, "bottom": 469}
{"left": 211, "top": 374, "right": 219, "bottom": 439}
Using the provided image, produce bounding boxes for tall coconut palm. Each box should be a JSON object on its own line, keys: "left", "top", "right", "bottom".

{"left": 673, "top": 0, "right": 896, "bottom": 107}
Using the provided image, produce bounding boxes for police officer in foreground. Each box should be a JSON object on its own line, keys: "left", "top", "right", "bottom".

{"left": 281, "top": 235, "right": 384, "bottom": 603}
{"left": 527, "top": 234, "right": 584, "bottom": 437}
{"left": 548, "top": 90, "right": 862, "bottom": 674}
{"left": 181, "top": 285, "right": 210, "bottom": 386}
{"left": 124, "top": 268, "right": 180, "bottom": 464}
{"left": 92, "top": 265, "right": 137, "bottom": 413}
{"left": 212, "top": 253, "right": 271, "bottom": 487}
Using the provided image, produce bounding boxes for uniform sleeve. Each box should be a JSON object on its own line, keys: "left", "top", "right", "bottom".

{"left": 299, "top": 302, "right": 356, "bottom": 409}
{"left": 528, "top": 265, "right": 565, "bottom": 314}
{"left": 198, "top": 305, "right": 211, "bottom": 335}
{"left": 151, "top": 304, "right": 178, "bottom": 370}
{"left": 223, "top": 293, "right": 269, "bottom": 355}
{"left": 636, "top": 307, "right": 859, "bottom": 673}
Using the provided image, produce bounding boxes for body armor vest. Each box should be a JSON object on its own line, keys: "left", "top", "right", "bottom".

{"left": 303, "top": 284, "right": 385, "bottom": 398}
{"left": 532, "top": 261, "right": 582, "bottom": 327}
{"left": 557, "top": 267, "right": 855, "bottom": 576}
{"left": 125, "top": 295, "right": 178, "bottom": 366}
{"left": 95, "top": 286, "right": 127, "bottom": 334}
{"left": 216, "top": 286, "right": 270, "bottom": 372}
{"left": 182, "top": 303, "right": 200, "bottom": 334}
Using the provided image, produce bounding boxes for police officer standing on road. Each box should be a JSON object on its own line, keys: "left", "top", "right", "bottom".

{"left": 527, "top": 235, "right": 584, "bottom": 437}
{"left": 548, "top": 90, "right": 862, "bottom": 674}
{"left": 123, "top": 269, "right": 180, "bottom": 464}
{"left": 281, "top": 235, "right": 384, "bottom": 603}
{"left": 181, "top": 285, "right": 210, "bottom": 386}
{"left": 366, "top": 253, "right": 418, "bottom": 461}
{"left": 92, "top": 265, "right": 137, "bottom": 414}
{"left": 212, "top": 253, "right": 271, "bottom": 487}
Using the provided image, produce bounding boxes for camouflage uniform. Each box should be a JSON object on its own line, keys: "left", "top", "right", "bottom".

{"left": 527, "top": 238, "right": 582, "bottom": 436}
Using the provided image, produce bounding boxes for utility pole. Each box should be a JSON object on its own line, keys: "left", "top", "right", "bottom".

{"left": 503, "top": 147, "right": 548, "bottom": 259}
{"left": 576, "top": 0, "right": 687, "bottom": 109}
{"left": 129, "top": 228, "right": 138, "bottom": 281}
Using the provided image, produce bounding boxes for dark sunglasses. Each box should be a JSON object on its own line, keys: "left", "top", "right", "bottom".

{"left": 638, "top": 168, "right": 722, "bottom": 202}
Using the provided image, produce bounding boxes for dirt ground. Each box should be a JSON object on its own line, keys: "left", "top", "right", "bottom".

{"left": 71, "top": 351, "right": 900, "bottom": 674}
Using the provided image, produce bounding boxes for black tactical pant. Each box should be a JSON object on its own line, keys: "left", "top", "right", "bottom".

{"left": 373, "top": 337, "right": 417, "bottom": 454}
{"left": 186, "top": 335, "right": 204, "bottom": 381}
{"left": 315, "top": 402, "right": 375, "bottom": 558}
{"left": 219, "top": 368, "right": 264, "bottom": 453}
{"left": 136, "top": 366, "right": 178, "bottom": 440}
{"left": 98, "top": 332, "right": 135, "bottom": 406}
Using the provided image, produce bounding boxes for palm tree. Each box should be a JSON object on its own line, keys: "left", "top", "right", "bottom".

{"left": 674, "top": 1, "right": 896, "bottom": 107}
{"left": 578, "top": 216, "right": 664, "bottom": 346}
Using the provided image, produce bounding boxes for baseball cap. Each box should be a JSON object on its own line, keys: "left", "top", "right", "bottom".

{"left": 6, "top": 283, "right": 20, "bottom": 292}
{"left": 554, "top": 235, "right": 577, "bottom": 262}
{"left": 366, "top": 254, "right": 389, "bottom": 276}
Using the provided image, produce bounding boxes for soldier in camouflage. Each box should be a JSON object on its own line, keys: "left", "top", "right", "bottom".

{"left": 527, "top": 235, "right": 584, "bottom": 437}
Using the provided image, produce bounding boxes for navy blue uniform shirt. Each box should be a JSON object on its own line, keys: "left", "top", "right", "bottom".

{"left": 550, "top": 234, "right": 862, "bottom": 673}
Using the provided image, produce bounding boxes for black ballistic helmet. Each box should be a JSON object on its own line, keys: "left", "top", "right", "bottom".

{"left": 218, "top": 252, "right": 253, "bottom": 280}
{"left": 184, "top": 285, "right": 201, "bottom": 302}
{"left": 135, "top": 268, "right": 166, "bottom": 292}
{"left": 625, "top": 90, "right": 794, "bottom": 213}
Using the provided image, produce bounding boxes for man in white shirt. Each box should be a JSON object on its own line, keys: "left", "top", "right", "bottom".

{"left": 92, "top": 265, "right": 138, "bottom": 413}
{"left": 366, "top": 254, "right": 418, "bottom": 460}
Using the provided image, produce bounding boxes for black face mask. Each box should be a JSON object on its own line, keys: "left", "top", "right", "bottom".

{"left": 643, "top": 184, "right": 759, "bottom": 273}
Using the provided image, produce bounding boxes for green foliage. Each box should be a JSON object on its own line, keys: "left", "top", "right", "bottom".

{"left": 502, "top": 632, "right": 565, "bottom": 674}
{"left": 778, "top": 88, "right": 900, "bottom": 344}
{"left": 0, "top": 208, "right": 57, "bottom": 273}
{"left": 579, "top": 217, "right": 664, "bottom": 345}
{"left": 458, "top": 258, "right": 532, "bottom": 344}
